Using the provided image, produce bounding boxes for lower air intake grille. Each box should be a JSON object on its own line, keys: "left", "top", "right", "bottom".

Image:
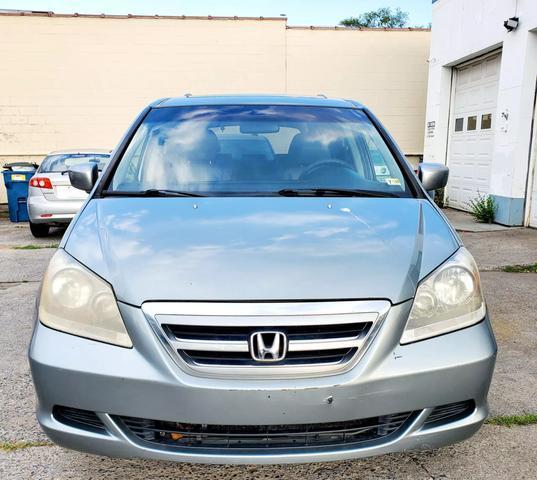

{"left": 118, "top": 411, "right": 413, "bottom": 450}
{"left": 424, "top": 400, "right": 475, "bottom": 428}
{"left": 53, "top": 406, "right": 106, "bottom": 433}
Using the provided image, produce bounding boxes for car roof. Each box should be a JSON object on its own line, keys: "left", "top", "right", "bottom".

{"left": 156, "top": 95, "right": 364, "bottom": 109}
{"left": 47, "top": 149, "right": 111, "bottom": 155}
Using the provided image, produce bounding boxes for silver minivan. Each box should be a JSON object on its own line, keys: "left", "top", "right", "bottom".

{"left": 29, "top": 96, "right": 496, "bottom": 464}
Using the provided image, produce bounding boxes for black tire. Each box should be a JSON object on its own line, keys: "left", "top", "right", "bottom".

{"left": 29, "top": 221, "right": 50, "bottom": 238}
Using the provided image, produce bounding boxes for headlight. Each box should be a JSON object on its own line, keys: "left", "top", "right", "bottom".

{"left": 39, "top": 249, "right": 132, "bottom": 348}
{"left": 401, "top": 248, "right": 485, "bottom": 344}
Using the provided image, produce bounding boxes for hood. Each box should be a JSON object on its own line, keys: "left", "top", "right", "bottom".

{"left": 64, "top": 197, "right": 459, "bottom": 306}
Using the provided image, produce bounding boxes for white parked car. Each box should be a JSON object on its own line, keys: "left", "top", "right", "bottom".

{"left": 27, "top": 149, "right": 110, "bottom": 237}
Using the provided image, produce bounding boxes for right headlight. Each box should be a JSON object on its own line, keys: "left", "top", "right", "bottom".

{"left": 39, "top": 249, "right": 132, "bottom": 348}
{"left": 401, "top": 247, "right": 485, "bottom": 344}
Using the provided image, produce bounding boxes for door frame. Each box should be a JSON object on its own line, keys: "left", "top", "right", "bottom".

{"left": 523, "top": 78, "right": 537, "bottom": 227}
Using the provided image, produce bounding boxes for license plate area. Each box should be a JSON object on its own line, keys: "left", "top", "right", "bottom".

{"left": 54, "top": 185, "right": 87, "bottom": 200}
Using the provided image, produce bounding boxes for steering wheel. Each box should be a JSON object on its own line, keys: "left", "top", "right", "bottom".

{"left": 299, "top": 159, "right": 357, "bottom": 181}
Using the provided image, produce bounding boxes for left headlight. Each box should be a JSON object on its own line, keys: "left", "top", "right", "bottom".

{"left": 401, "top": 247, "right": 485, "bottom": 344}
{"left": 39, "top": 249, "right": 132, "bottom": 348}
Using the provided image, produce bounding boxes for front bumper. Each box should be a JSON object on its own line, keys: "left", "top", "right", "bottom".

{"left": 29, "top": 301, "right": 497, "bottom": 464}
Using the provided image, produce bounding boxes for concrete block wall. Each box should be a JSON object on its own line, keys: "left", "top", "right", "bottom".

{"left": 286, "top": 28, "right": 431, "bottom": 157}
{"left": 0, "top": 13, "right": 431, "bottom": 202}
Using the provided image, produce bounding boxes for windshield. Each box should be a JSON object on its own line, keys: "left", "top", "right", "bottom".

{"left": 40, "top": 153, "right": 110, "bottom": 173}
{"left": 109, "top": 105, "right": 412, "bottom": 197}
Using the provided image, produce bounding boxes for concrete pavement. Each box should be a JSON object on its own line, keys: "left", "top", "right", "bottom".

{"left": 443, "top": 207, "right": 537, "bottom": 269}
{"left": 443, "top": 208, "right": 512, "bottom": 233}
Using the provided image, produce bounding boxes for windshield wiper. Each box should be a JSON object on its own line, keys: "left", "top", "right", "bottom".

{"left": 277, "top": 188, "right": 398, "bottom": 198}
{"left": 102, "top": 189, "right": 206, "bottom": 198}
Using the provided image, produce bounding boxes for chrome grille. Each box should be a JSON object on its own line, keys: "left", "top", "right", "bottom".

{"left": 142, "top": 300, "right": 389, "bottom": 378}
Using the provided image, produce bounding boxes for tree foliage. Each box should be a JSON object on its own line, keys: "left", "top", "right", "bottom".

{"left": 340, "top": 7, "right": 409, "bottom": 28}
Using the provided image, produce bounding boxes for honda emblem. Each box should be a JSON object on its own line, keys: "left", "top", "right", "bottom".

{"left": 249, "top": 331, "right": 287, "bottom": 362}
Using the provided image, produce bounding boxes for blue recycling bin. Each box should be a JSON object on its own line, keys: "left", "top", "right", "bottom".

{"left": 2, "top": 162, "right": 38, "bottom": 222}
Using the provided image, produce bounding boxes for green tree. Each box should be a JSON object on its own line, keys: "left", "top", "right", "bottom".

{"left": 340, "top": 7, "right": 409, "bottom": 28}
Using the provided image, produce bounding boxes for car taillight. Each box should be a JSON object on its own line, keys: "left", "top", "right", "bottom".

{"left": 30, "top": 177, "right": 53, "bottom": 189}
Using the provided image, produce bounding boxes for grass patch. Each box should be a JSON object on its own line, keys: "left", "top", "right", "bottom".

{"left": 12, "top": 243, "right": 59, "bottom": 250}
{"left": 0, "top": 441, "right": 52, "bottom": 452}
{"left": 486, "top": 413, "right": 537, "bottom": 427}
{"left": 500, "top": 263, "right": 537, "bottom": 273}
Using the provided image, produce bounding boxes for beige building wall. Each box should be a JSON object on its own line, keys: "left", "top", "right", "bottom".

{"left": 0, "top": 12, "right": 429, "bottom": 202}
{"left": 286, "top": 27, "right": 430, "bottom": 156}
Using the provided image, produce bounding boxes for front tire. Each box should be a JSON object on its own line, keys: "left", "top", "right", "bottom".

{"left": 29, "top": 221, "right": 50, "bottom": 238}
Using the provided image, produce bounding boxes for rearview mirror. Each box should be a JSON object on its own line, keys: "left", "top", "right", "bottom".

{"left": 240, "top": 122, "right": 280, "bottom": 134}
{"left": 68, "top": 162, "right": 98, "bottom": 193}
{"left": 418, "top": 163, "right": 449, "bottom": 191}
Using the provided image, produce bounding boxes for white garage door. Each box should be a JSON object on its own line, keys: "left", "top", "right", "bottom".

{"left": 447, "top": 53, "right": 501, "bottom": 210}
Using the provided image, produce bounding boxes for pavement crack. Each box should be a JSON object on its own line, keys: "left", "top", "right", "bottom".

{"left": 11, "top": 244, "right": 59, "bottom": 250}
{"left": 486, "top": 413, "right": 537, "bottom": 427}
{"left": 1, "top": 280, "right": 40, "bottom": 283}
{"left": 0, "top": 281, "right": 40, "bottom": 290}
{"left": 408, "top": 454, "right": 436, "bottom": 479}
{"left": 0, "top": 441, "right": 53, "bottom": 452}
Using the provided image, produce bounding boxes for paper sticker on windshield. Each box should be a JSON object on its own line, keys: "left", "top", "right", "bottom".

{"left": 385, "top": 178, "right": 401, "bottom": 186}
{"left": 374, "top": 165, "right": 389, "bottom": 176}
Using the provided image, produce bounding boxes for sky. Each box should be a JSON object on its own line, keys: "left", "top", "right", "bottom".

{"left": 0, "top": 0, "right": 432, "bottom": 27}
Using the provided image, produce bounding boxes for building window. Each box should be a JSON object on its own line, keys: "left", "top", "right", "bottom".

{"left": 454, "top": 118, "right": 464, "bottom": 132}
{"left": 467, "top": 116, "right": 477, "bottom": 131}
{"left": 481, "top": 113, "right": 492, "bottom": 129}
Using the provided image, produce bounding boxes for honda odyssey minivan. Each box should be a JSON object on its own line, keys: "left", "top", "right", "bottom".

{"left": 29, "top": 95, "right": 497, "bottom": 464}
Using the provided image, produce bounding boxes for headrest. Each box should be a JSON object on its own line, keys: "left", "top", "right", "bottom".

{"left": 196, "top": 130, "right": 219, "bottom": 161}
{"left": 287, "top": 133, "right": 329, "bottom": 164}
{"left": 288, "top": 133, "right": 305, "bottom": 158}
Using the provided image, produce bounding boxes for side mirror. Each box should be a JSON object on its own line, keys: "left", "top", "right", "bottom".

{"left": 418, "top": 163, "right": 449, "bottom": 191}
{"left": 68, "top": 162, "right": 98, "bottom": 193}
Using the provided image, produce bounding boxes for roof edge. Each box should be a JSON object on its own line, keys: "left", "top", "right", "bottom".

{"left": 0, "top": 11, "right": 431, "bottom": 30}
{"left": 156, "top": 94, "right": 364, "bottom": 109}
{"left": 287, "top": 25, "right": 431, "bottom": 31}
{"left": 0, "top": 11, "right": 286, "bottom": 21}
